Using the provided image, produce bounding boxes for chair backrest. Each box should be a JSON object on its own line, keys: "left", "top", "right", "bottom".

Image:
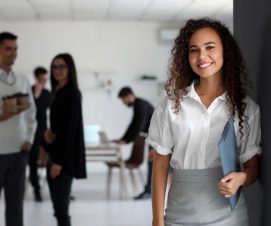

{"left": 99, "top": 131, "right": 109, "bottom": 144}
{"left": 125, "top": 136, "right": 146, "bottom": 166}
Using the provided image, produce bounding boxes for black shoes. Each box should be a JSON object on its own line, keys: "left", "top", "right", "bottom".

{"left": 69, "top": 195, "right": 76, "bottom": 201}
{"left": 133, "top": 191, "right": 151, "bottom": 200}
{"left": 34, "top": 191, "right": 43, "bottom": 202}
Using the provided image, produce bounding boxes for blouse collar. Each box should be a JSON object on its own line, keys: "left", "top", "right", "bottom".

{"left": 183, "top": 81, "right": 226, "bottom": 101}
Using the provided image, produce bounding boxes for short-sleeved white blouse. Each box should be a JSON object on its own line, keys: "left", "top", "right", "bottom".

{"left": 146, "top": 82, "right": 261, "bottom": 169}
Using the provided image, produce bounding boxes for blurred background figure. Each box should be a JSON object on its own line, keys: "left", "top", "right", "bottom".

{"left": 28, "top": 66, "right": 50, "bottom": 202}
{"left": 113, "top": 86, "right": 154, "bottom": 200}
{"left": 44, "top": 53, "right": 86, "bottom": 226}
{"left": 0, "top": 32, "right": 36, "bottom": 226}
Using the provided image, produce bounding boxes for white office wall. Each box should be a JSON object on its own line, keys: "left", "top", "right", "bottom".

{"left": 0, "top": 21, "right": 172, "bottom": 170}
{"left": 0, "top": 21, "right": 171, "bottom": 134}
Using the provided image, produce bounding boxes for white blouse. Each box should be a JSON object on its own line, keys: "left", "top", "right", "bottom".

{"left": 146, "top": 82, "right": 261, "bottom": 169}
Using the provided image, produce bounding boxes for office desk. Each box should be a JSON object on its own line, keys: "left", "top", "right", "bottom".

{"left": 85, "top": 143, "right": 128, "bottom": 199}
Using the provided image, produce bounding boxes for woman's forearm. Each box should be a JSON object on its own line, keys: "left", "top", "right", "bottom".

{"left": 152, "top": 152, "right": 171, "bottom": 226}
{"left": 239, "top": 155, "right": 259, "bottom": 187}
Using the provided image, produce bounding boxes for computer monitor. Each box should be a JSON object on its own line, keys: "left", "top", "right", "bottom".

{"left": 84, "top": 124, "right": 101, "bottom": 145}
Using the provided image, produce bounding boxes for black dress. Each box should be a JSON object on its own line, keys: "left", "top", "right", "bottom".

{"left": 46, "top": 83, "right": 86, "bottom": 226}
{"left": 48, "top": 83, "right": 86, "bottom": 178}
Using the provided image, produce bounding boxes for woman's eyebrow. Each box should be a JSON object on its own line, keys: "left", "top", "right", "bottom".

{"left": 204, "top": 42, "right": 216, "bottom": 45}
{"left": 189, "top": 42, "right": 216, "bottom": 48}
{"left": 188, "top": 45, "right": 198, "bottom": 49}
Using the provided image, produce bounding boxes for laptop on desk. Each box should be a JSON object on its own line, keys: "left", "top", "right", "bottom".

{"left": 98, "top": 131, "right": 113, "bottom": 145}
{"left": 84, "top": 124, "right": 116, "bottom": 148}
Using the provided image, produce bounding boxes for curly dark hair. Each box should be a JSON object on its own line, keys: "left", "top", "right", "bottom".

{"left": 165, "top": 17, "right": 250, "bottom": 135}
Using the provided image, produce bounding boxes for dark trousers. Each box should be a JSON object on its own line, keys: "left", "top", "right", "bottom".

{"left": 0, "top": 151, "right": 28, "bottom": 226}
{"left": 144, "top": 160, "right": 152, "bottom": 192}
{"left": 144, "top": 145, "right": 153, "bottom": 193}
{"left": 28, "top": 128, "right": 43, "bottom": 194}
{"left": 47, "top": 165, "right": 73, "bottom": 226}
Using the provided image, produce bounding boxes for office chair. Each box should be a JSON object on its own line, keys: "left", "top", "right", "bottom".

{"left": 106, "top": 135, "right": 146, "bottom": 198}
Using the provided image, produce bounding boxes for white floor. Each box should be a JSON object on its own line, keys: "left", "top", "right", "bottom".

{"left": 0, "top": 170, "right": 152, "bottom": 226}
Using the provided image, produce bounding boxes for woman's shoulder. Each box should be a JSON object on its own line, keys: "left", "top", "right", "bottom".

{"left": 66, "top": 86, "right": 81, "bottom": 98}
{"left": 152, "top": 96, "right": 177, "bottom": 121}
{"left": 155, "top": 95, "right": 175, "bottom": 110}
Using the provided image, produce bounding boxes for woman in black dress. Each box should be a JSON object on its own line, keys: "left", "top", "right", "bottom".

{"left": 44, "top": 53, "right": 86, "bottom": 226}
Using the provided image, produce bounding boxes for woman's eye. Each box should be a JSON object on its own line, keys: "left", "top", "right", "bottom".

{"left": 189, "top": 48, "right": 198, "bottom": 53}
{"left": 206, "top": 46, "right": 215, "bottom": 50}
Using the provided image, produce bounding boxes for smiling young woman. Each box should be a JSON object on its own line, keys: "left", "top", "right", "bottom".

{"left": 147, "top": 18, "right": 261, "bottom": 226}
{"left": 188, "top": 27, "right": 224, "bottom": 81}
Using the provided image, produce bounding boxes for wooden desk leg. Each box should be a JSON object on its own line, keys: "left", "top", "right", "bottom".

{"left": 119, "top": 160, "right": 128, "bottom": 199}
{"left": 107, "top": 167, "right": 112, "bottom": 199}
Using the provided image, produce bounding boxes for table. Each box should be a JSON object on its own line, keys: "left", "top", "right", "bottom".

{"left": 85, "top": 143, "right": 128, "bottom": 199}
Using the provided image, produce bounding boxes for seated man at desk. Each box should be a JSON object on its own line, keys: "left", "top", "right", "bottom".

{"left": 113, "top": 86, "right": 154, "bottom": 200}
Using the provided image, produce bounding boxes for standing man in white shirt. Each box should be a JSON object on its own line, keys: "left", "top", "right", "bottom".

{"left": 0, "top": 32, "right": 36, "bottom": 226}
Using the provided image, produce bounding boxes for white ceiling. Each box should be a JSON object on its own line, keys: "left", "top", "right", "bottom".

{"left": 0, "top": 0, "right": 233, "bottom": 23}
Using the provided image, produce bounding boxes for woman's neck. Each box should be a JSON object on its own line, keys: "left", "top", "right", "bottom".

{"left": 195, "top": 77, "right": 225, "bottom": 98}
{"left": 194, "top": 77, "right": 225, "bottom": 109}
{"left": 58, "top": 79, "right": 68, "bottom": 88}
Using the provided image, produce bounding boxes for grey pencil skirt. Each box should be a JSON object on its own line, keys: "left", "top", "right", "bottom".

{"left": 164, "top": 167, "right": 248, "bottom": 226}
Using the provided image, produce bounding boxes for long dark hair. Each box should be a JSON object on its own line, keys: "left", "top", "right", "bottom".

{"left": 165, "top": 18, "right": 250, "bottom": 135}
{"left": 50, "top": 53, "right": 79, "bottom": 92}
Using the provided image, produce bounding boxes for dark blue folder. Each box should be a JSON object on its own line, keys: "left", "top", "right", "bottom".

{"left": 218, "top": 116, "right": 241, "bottom": 211}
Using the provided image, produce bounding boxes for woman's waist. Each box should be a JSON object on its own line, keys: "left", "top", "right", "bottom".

{"left": 172, "top": 167, "right": 223, "bottom": 182}
{"left": 170, "top": 154, "right": 222, "bottom": 172}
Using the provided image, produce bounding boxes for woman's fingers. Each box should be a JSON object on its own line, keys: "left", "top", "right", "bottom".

{"left": 218, "top": 181, "right": 236, "bottom": 196}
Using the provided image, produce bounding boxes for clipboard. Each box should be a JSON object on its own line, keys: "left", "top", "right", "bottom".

{"left": 218, "top": 116, "right": 241, "bottom": 211}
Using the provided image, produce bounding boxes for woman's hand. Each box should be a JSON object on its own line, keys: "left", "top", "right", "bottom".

{"left": 218, "top": 155, "right": 259, "bottom": 198}
{"left": 218, "top": 172, "right": 245, "bottom": 198}
{"left": 50, "top": 163, "right": 62, "bottom": 179}
{"left": 44, "top": 129, "right": 56, "bottom": 144}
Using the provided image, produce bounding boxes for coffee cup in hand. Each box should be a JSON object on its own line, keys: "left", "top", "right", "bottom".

{"left": 15, "top": 93, "right": 30, "bottom": 111}
{"left": 2, "top": 95, "right": 18, "bottom": 113}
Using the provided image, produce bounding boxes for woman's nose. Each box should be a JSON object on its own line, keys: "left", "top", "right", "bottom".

{"left": 198, "top": 49, "right": 207, "bottom": 59}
